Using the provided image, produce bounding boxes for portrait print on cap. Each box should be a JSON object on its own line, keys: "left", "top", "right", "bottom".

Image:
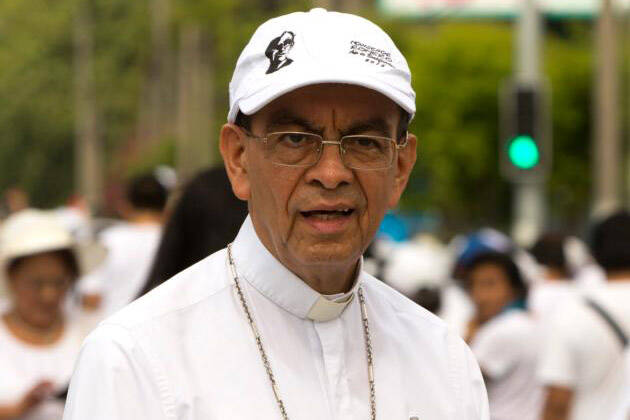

{"left": 265, "top": 31, "right": 295, "bottom": 74}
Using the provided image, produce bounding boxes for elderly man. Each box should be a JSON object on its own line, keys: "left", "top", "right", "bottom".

{"left": 63, "top": 9, "right": 488, "bottom": 420}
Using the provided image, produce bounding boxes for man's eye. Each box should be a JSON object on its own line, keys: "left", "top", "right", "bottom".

{"left": 349, "top": 137, "right": 381, "bottom": 149}
{"left": 279, "top": 133, "right": 309, "bottom": 147}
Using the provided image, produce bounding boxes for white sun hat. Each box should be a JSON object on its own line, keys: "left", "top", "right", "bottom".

{"left": 0, "top": 209, "right": 106, "bottom": 289}
{"left": 228, "top": 8, "right": 415, "bottom": 123}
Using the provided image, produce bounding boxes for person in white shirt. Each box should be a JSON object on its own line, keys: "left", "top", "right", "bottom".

{"left": 382, "top": 238, "right": 474, "bottom": 336}
{"left": 465, "top": 252, "right": 543, "bottom": 420}
{"left": 0, "top": 210, "right": 97, "bottom": 420}
{"left": 538, "top": 211, "right": 630, "bottom": 420}
{"left": 78, "top": 173, "right": 166, "bottom": 317}
{"left": 528, "top": 233, "right": 579, "bottom": 321}
{"left": 63, "top": 8, "right": 489, "bottom": 420}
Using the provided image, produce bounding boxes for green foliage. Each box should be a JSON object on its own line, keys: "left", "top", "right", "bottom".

{"left": 380, "top": 21, "right": 514, "bottom": 233}
{"left": 0, "top": 0, "right": 76, "bottom": 207}
{"left": 0, "top": 2, "right": 605, "bottom": 233}
{"left": 376, "top": 18, "right": 597, "bottom": 235}
{"left": 125, "top": 137, "right": 176, "bottom": 179}
{"left": 544, "top": 24, "right": 593, "bottom": 229}
{"left": 92, "top": 0, "right": 151, "bottom": 155}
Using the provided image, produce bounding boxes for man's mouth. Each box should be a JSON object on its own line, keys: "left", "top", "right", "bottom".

{"left": 300, "top": 208, "right": 354, "bottom": 220}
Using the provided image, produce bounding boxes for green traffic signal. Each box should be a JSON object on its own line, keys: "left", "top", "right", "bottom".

{"left": 508, "top": 135, "right": 540, "bottom": 169}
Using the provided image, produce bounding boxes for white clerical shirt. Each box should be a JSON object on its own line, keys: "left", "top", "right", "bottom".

{"left": 63, "top": 216, "right": 489, "bottom": 420}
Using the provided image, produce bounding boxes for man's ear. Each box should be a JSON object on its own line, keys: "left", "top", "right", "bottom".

{"left": 387, "top": 133, "right": 417, "bottom": 209}
{"left": 219, "top": 123, "right": 250, "bottom": 201}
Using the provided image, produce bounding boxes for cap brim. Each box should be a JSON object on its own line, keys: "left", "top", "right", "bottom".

{"left": 229, "top": 70, "right": 415, "bottom": 123}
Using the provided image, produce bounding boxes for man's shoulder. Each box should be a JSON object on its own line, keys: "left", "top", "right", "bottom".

{"left": 593, "top": 282, "right": 630, "bottom": 307}
{"left": 363, "top": 275, "right": 482, "bottom": 373}
{"left": 99, "top": 222, "right": 132, "bottom": 240}
{"left": 543, "top": 294, "right": 614, "bottom": 347}
{"left": 362, "top": 273, "right": 451, "bottom": 335}
{"left": 100, "top": 222, "right": 160, "bottom": 243}
{"left": 362, "top": 274, "right": 486, "bottom": 412}
{"left": 103, "top": 248, "right": 232, "bottom": 331}
{"left": 488, "top": 309, "right": 534, "bottom": 331}
{"left": 476, "top": 310, "right": 537, "bottom": 346}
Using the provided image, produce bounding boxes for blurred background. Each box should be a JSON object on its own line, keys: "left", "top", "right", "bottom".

{"left": 0, "top": 0, "right": 627, "bottom": 243}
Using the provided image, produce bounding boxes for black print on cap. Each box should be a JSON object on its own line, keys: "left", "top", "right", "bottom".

{"left": 349, "top": 40, "right": 393, "bottom": 68}
{"left": 265, "top": 31, "right": 295, "bottom": 74}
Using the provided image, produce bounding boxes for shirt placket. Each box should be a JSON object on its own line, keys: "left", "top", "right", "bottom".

{"left": 313, "top": 318, "right": 353, "bottom": 420}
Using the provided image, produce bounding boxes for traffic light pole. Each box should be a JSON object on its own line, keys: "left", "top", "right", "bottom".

{"left": 511, "top": 0, "right": 546, "bottom": 246}
{"left": 592, "top": 0, "right": 621, "bottom": 217}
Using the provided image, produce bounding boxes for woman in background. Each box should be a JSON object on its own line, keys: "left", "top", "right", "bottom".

{"left": 0, "top": 210, "right": 95, "bottom": 420}
{"left": 465, "top": 252, "right": 543, "bottom": 420}
{"left": 139, "top": 167, "right": 248, "bottom": 296}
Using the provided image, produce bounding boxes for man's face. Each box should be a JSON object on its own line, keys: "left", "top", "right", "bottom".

{"left": 222, "top": 84, "right": 416, "bottom": 280}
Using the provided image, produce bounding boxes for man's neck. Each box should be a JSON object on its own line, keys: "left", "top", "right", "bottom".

{"left": 3, "top": 310, "right": 64, "bottom": 346}
{"left": 128, "top": 211, "right": 162, "bottom": 225}
{"left": 295, "top": 262, "right": 359, "bottom": 295}
{"left": 545, "top": 267, "right": 568, "bottom": 282}
{"left": 607, "top": 270, "right": 630, "bottom": 282}
{"left": 250, "top": 217, "right": 361, "bottom": 295}
{"left": 271, "top": 245, "right": 359, "bottom": 295}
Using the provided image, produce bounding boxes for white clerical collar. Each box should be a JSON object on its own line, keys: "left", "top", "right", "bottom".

{"left": 230, "top": 215, "right": 362, "bottom": 322}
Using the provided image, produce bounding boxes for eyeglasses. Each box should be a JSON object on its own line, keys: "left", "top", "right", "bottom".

{"left": 240, "top": 129, "right": 408, "bottom": 170}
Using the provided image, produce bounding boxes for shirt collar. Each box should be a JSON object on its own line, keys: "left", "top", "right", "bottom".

{"left": 230, "top": 215, "right": 362, "bottom": 322}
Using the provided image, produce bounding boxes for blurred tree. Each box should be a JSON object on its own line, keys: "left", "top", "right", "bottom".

{"left": 139, "top": 0, "right": 175, "bottom": 147}
{"left": 0, "top": 1, "right": 599, "bottom": 236}
{"left": 544, "top": 23, "right": 593, "bottom": 231}
{"left": 380, "top": 21, "right": 514, "bottom": 234}
{"left": 74, "top": 0, "right": 103, "bottom": 213}
{"left": 176, "top": 24, "right": 214, "bottom": 182}
{"left": 375, "top": 19, "right": 594, "bottom": 236}
{"left": 0, "top": 0, "right": 76, "bottom": 208}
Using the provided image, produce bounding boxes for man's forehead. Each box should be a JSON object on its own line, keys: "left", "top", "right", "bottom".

{"left": 252, "top": 84, "right": 400, "bottom": 131}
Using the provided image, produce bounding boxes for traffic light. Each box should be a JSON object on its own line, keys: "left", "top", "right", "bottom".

{"left": 508, "top": 135, "right": 539, "bottom": 170}
{"left": 499, "top": 83, "right": 551, "bottom": 182}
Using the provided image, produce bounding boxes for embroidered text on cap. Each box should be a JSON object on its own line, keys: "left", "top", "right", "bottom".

{"left": 349, "top": 40, "right": 393, "bottom": 68}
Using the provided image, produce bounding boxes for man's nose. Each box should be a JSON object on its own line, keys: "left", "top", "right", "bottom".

{"left": 304, "top": 142, "right": 353, "bottom": 189}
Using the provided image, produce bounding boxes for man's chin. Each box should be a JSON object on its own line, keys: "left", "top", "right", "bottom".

{"left": 292, "top": 241, "right": 361, "bottom": 265}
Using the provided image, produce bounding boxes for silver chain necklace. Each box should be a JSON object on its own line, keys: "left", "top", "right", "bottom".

{"left": 227, "top": 243, "right": 376, "bottom": 419}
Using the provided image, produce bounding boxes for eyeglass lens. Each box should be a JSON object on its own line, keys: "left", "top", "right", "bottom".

{"left": 266, "top": 132, "right": 394, "bottom": 169}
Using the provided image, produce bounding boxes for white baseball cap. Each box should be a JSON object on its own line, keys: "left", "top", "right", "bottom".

{"left": 228, "top": 8, "right": 415, "bottom": 123}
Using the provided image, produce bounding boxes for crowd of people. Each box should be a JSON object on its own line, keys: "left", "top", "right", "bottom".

{"left": 0, "top": 168, "right": 627, "bottom": 420}
{"left": 375, "top": 214, "right": 630, "bottom": 420}
{"left": 0, "top": 168, "right": 247, "bottom": 420}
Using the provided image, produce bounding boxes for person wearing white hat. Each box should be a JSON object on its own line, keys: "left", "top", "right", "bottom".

{"left": 63, "top": 9, "right": 488, "bottom": 420}
{"left": 0, "top": 210, "right": 99, "bottom": 420}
